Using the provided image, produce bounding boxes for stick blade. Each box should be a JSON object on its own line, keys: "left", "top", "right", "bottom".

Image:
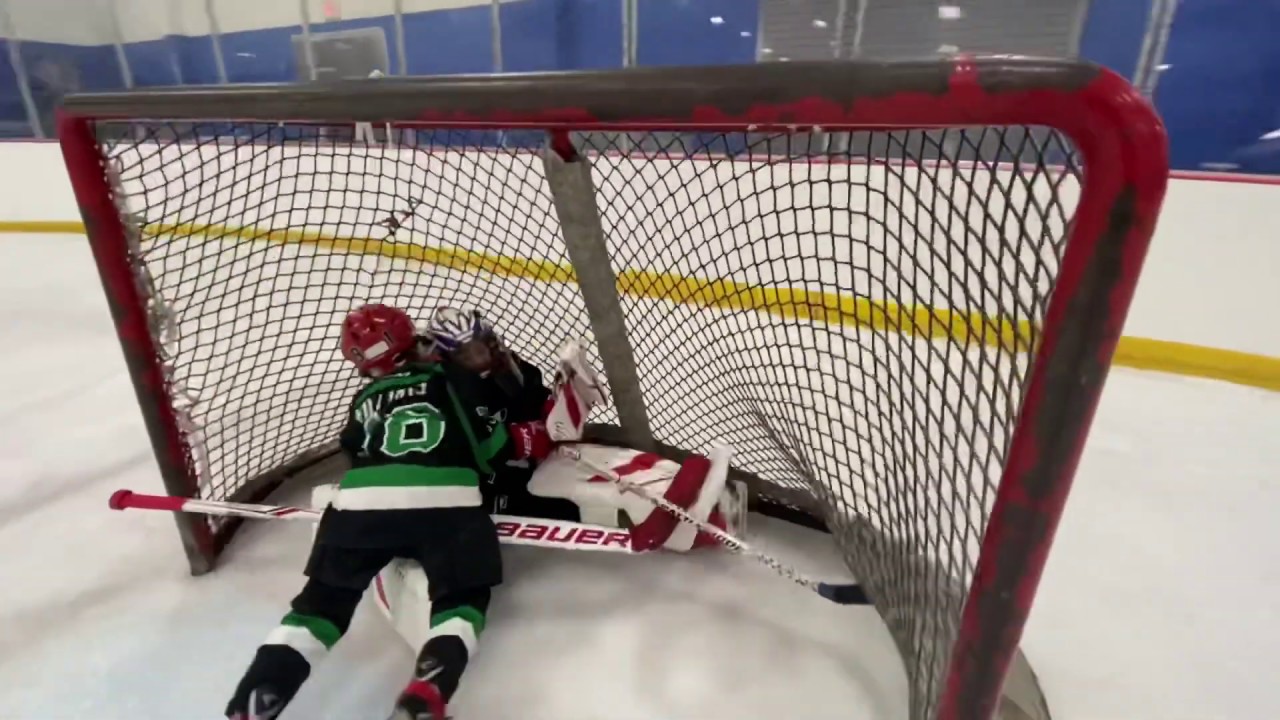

{"left": 817, "top": 582, "right": 871, "bottom": 605}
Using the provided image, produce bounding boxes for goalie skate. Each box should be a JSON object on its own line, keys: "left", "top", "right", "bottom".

{"left": 717, "top": 478, "right": 748, "bottom": 540}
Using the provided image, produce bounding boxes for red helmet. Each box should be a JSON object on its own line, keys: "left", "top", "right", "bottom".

{"left": 340, "top": 303, "right": 417, "bottom": 377}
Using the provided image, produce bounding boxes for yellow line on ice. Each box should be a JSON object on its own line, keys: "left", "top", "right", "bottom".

{"left": 5, "top": 218, "right": 1277, "bottom": 392}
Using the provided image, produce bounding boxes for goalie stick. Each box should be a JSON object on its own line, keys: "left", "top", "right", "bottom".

{"left": 108, "top": 489, "right": 639, "bottom": 554}
{"left": 557, "top": 446, "right": 871, "bottom": 606}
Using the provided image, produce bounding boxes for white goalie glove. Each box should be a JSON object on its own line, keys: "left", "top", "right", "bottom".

{"left": 545, "top": 339, "right": 606, "bottom": 442}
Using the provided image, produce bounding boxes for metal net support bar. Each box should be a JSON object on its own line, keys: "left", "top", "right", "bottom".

{"left": 542, "top": 139, "right": 655, "bottom": 450}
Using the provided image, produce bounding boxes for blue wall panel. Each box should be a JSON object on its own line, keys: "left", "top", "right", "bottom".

{"left": 400, "top": 6, "right": 494, "bottom": 76}
{"left": 1153, "top": 0, "right": 1280, "bottom": 173}
{"left": 221, "top": 26, "right": 298, "bottom": 83}
{"left": 1076, "top": 0, "right": 1152, "bottom": 83}
{"left": 2, "top": 0, "right": 1279, "bottom": 173}
{"left": 0, "top": 40, "right": 29, "bottom": 135}
{"left": 556, "top": 0, "right": 623, "bottom": 70}
{"left": 498, "top": 0, "right": 558, "bottom": 72}
{"left": 174, "top": 35, "right": 221, "bottom": 85}
{"left": 19, "top": 41, "right": 121, "bottom": 92}
{"left": 123, "top": 39, "right": 183, "bottom": 86}
{"left": 636, "top": 0, "right": 756, "bottom": 67}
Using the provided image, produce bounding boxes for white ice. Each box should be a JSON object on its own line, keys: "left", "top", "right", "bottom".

{"left": 1, "top": 233, "right": 1277, "bottom": 719}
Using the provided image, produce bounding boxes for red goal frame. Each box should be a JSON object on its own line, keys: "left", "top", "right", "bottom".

{"left": 56, "top": 58, "right": 1168, "bottom": 720}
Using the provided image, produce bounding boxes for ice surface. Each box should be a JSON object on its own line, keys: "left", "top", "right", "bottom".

{"left": 1024, "top": 364, "right": 1280, "bottom": 720}
{"left": 1, "top": 233, "right": 1278, "bottom": 719}
{"left": 0, "top": 234, "right": 902, "bottom": 718}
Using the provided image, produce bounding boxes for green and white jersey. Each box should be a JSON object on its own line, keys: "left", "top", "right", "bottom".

{"left": 333, "top": 363, "right": 508, "bottom": 511}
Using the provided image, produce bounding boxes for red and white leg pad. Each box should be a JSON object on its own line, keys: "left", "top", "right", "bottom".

{"left": 527, "top": 443, "right": 745, "bottom": 552}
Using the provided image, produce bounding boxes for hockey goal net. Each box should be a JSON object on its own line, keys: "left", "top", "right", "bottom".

{"left": 57, "top": 59, "right": 1167, "bottom": 720}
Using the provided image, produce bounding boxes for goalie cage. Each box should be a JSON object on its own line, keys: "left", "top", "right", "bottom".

{"left": 56, "top": 58, "right": 1168, "bottom": 720}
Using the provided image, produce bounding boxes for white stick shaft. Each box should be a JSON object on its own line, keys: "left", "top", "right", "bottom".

{"left": 185, "top": 497, "right": 320, "bottom": 520}
{"left": 109, "top": 489, "right": 636, "bottom": 554}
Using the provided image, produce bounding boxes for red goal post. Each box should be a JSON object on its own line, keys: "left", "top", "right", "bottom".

{"left": 56, "top": 58, "right": 1167, "bottom": 720}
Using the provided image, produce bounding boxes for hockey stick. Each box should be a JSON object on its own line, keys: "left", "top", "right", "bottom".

{"left": 556, "top": 447, "right": 871, "bottom": 606}
{"left": 108, "top": 489, "right": 639, "bottom": 554}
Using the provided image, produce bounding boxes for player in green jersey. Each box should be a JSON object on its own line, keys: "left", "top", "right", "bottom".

{"left": 225, "top": 303, "right": 553, "bottom": 720}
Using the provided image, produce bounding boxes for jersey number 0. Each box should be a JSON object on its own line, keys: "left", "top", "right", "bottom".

{"left": 365, "top": 402, "right": 447, "bottom": 458}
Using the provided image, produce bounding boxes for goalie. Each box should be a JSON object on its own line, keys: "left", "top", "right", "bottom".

{"left": 420, "top": 305, "right": 745, "bottom": 554}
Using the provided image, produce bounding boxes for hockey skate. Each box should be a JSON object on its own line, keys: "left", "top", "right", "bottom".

{"left": 721, "top": 478, "right": 749, "bottom": 537}
{"left": 689, "top": 477, "right": 748, "bottom": 550}
{"left": 225, "top": 644, "right": 312, "bottom": 720}
{"left": 225, "top": 686, "right": 286, "bottom": 720}
{"left": 389, "top": 679, "right": 448, "bottom": 720}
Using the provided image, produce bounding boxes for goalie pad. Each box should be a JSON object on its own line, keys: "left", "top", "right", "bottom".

{"left": 528, "top": 443, "right": 745, "bottom": 552}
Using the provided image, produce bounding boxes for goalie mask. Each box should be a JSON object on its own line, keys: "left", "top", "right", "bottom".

{"left": 425, "top": 306, "right": 524, "bottom": 395}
